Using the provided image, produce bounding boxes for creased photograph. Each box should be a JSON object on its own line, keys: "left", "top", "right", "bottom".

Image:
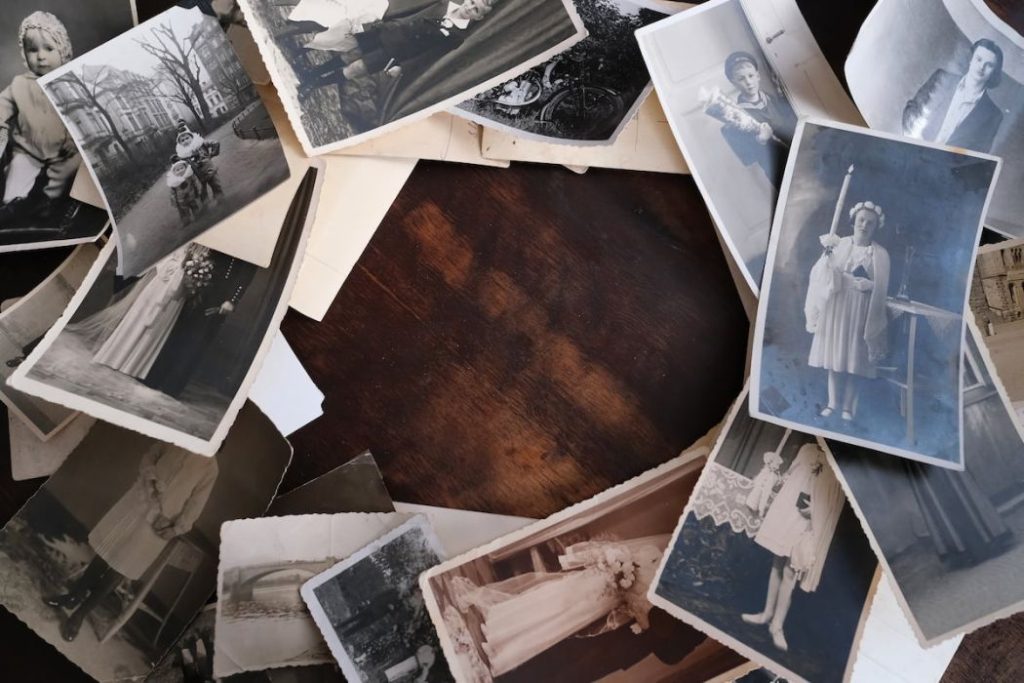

{"left": 825, "top": 320, "right": 1024, "bottom": 646}
{"left": 9, "top": 166, "right": 323, "bottom": 457}
{"left": 0, "top": 401, "right": 291, "bottom": 682}
{"left": 846, "top": 0, "right": 1024, "bottom": 238}
{"left": 420, "top": 444, "right": 747, "bottom": 683}
{"left": 301, "top": 515, "right": 451, "bottom": 683}
{"left": 636, "top": 0, "right": 861, "bottom": 293}
{"left": 38, "top": 4, "right": 291, "bottom": 276}
{"left": 751, "top": 119, "right": 1000, "bottom": 468}
{"left": 0, "top": 3, "right": 131, "bottom": 252}
{"left": 454, "top": 0, "right": 665, "bottom": 145}
{"left": 238, "top": 0, "right": 586, "bottom": 155}
{"left": 0, "top": 243, "right": 97, "bottom": 439}
{"left": 647, "top": 387, "right": 878, "bottom": 683}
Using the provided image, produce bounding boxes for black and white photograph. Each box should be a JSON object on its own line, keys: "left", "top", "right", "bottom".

{"left": 454, "top": 0, "right": 665, "bottom": 145}
{"left": 268, "top": 450, "right": 396, "bottom": 516}
{"left": 421, "top": 445, "right": 748, "bottom": 683}
{"left": 0, "top": 2, "right": 133, "bottom": 252}
{"left": 214, "top": 512, "right": 413, "bottom": 677}
{"left": 751, "top": 119, "right": 1000, "bottom": 468}
{"left": 970, "top": 237, "right": 1024, "bottom": 419}
{"left": 238, "top": 0, "right": 586, "bottom": 155}
{"left": 647, "top": 388, "right": 878, "bottom": 683}
{"left": 0, "top": 402, "right": 291, "bottom": 681}
{"left": 301, "top": 515, "right": 452, "bottom": 683}
{"left": 0, "top": 243, "right": 97, "bottom": 439}
{"left": 8, "top": 167, "right": 322, "bottom": 457}
{"left": 825, "top": 321, "right": 1024, "bottom": 645}
{"left": 846, "top": 0, "right": 1024, "bottom": 238}
{"left": 635, "top": 0, "right": 860, "bottom": 293}
{"left": 38, "top": 4, "right": 291, "bottom": 276}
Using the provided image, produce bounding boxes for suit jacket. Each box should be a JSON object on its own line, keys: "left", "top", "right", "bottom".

{"left": 903, "top": 69, "right": 1004, "bottom": 152}
{"left": 361, "top": 0, "right": 465, "bottom": 66}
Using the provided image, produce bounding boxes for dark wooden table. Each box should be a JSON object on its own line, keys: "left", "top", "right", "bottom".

{"left": 1, "top": 0, "right": 1022, "bottom": 680}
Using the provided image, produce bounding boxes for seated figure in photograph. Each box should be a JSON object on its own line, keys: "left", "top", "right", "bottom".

{"left": 903, "top": 38, "right": 1005, "bottom": 153}
{"left": 702, "top": 51, "right": 797, "bottom": 190}
{"left": 805, "top": 201, "right": 890, "bottom": 422}
{"left": 741, "top": 442, "right": 843, "bottom": 652}
{"left": 43, "top": 443, "right": 218, "bottom": 642}
{"left": 295, "top": 0, "right": 496, "bottom": 91}
{"left": 0, "top": 11, "right": 79, "bottom": 226}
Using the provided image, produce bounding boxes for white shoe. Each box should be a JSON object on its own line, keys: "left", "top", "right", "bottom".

{"left": 841, "top": 410, "right": 853, "bottom": 421}
{"left": 769, "top": 625, "right": 789, "bottom": 651}
{"left": 741, "top": 612, "right": 770, "bottom": 625}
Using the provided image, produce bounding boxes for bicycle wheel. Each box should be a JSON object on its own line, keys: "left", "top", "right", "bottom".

{"left": 540, "top": 86, "right": 625, "bottom": 139}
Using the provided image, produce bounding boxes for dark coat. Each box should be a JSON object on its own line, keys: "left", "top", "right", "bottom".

{"left": 720, "top": 91, "right": 797, "bottom": 189}
{"left": 356, "top": 0, "right": 466, "bottom": 71}
{"left": 903, "top": 69, "right": 1004, "bottom": 153}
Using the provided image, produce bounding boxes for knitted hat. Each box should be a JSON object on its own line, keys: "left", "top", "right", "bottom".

{"left": 18, "top": 12, "right": 73, "bottom": 69}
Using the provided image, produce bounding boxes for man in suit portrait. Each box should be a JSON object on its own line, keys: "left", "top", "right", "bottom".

{"left": 902, "top": 38, "right": 1005, "bottom": 152}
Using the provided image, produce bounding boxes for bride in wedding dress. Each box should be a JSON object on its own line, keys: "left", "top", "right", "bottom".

{"left": 449, "top": 535, "right": 668, "bottom": 677}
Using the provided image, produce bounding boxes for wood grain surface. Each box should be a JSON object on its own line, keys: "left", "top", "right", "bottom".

{"left": 0, "top": 0, "right": 1021, "bottom": 681}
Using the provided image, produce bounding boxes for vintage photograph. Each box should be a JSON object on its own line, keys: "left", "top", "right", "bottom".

{"left": 38, "top": 4, "right": 291, "bottom": 276}
{"left": 0, "top": 243, "right": 97, "bottom": 439}
{"left": 268, "top": 451, "right": 396, "bottom": 516}
{"left": 455, "top": 0, "right": 664, "bottom": 145}
{"left": 8, "top": 412, "right": 95, "bottom": 481}
{"left": 847, "top": 0, "right": 1024, "bottom": 238}
{"left": 751, "top": 119, "right": 1000, "bottom": 467}
{"left": 215, "top": 512, "right": 413, "bottom": 676}
{"left": 826, "top": 321, "right": 1024, "bottom": 645}
{"left": 421, "top": 446, "right": 748, "bottom": 683}
{"left": 301, "top": 516, "right": 451, "bottom": 683}
{"left": 9, "top": 167, "right": 321, "bottom": 456}
{"left": 238, "top": 0, "right": 586, "bottom": 155}
{"left": 0, "top": 402, "right": 291, "bottom": 681}
{"left": 648, "top": 389, "right": 878, "bottom": 683}
{"left": 0, "top": 2, "right": 132, "bottom": 252}
{"left": 636, "top": 0, "right": 858, "bottom": 293}
{"left": 971, "top": 237, "right": 1024, "bottom": 419}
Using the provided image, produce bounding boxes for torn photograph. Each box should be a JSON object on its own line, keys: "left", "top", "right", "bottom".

{"left": 38, "top": 4, "right": 291, "bottom": 277}
{"left": 420, "top": 445, "right": 748, "bottom": 683}
{"left": 238, "top": 0, "right": 586, "bottom": 155}
{"left": 215, "top": 512, "right": 414, "bottom": 677}
{"left": 0, "top": 401, "right": 291, "bottom": 682}
{"left": 268, "top": 451, "right": 396, "bottom": 516}
{"left": 751, "top": 119, "right": 1001, "bottom": 468}
{"left": 635, "top": 0, "right": 860, "bottom": 293}
{"left": 9, "top": 167, "right": 322, "bottom": 457}
{"left": 454, "top": 0, "right": 665, "bottom": 145}
{"left": 647, "top": 388, "right": 878, "bottom": 683}
{"left": 301, "top": 515, "right": 451, "bottom": 683}
{"left": 971, "top": 237, "right": 1024, "bottom": 420}
{"left": 825, "top": 320, "right": 1024, "bottom": 646}
{"left": 0, "top": 243, "right": 97, "bottom": 439}
{"left": 0, "top": 2, "right": 133, "bottom": 253}
{"left": 846, "top": 0, "right": 1024, "bottom": 238}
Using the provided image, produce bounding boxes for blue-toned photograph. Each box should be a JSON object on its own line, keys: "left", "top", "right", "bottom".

{"left": 650, "top": 392, "right": 877, "bottom": 683}
{"left": 752, "top": 120, "right": 1000, "bottom": 467}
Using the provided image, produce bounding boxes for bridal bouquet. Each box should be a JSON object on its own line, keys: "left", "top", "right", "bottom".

{"left": 598, "top": 546, "right": 637, "bottom": 590}
{"left": 183, "top": 246, "right": 214, "bottom": 295}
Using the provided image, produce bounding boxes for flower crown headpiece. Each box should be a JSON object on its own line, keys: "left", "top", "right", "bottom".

{"left": 849, "top": 201, "right": 885, "bottom": 229}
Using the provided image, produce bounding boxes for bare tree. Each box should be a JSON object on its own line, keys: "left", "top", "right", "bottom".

{"left": 47, "top": 68, "right": 140, "bottom": 167}
{"left": 136, "top": 20, "right": 212, "bottom": 132}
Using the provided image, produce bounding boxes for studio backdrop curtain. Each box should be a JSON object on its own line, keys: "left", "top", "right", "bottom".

{"left": 381, "top": 0, "right": 580, "bottom": 122}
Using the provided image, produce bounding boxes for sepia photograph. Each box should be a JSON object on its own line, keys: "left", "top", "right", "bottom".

{"left": 9, "top": 167, "right": 321, "bottom": 456}
{"left": 455, "top": 0, "right": 665, "bottom": 145}
{"left": 846, "top": 0, "right": 1024, "bottom": 238}
{"left": 826, "top": 320, "right": 1024, "bottom": 645}
{"left": 0, "top": 243, "right": 97, "bottom": 439}
{"left": 302, "top": 515, "right": 451, "bottom": 683}
{"left": 268, "top": 451, "right": 396, "bottom": 516}
{"left": 238, "top": 0, "right": 586, "bottom": 155}
{"left": 8, "top": 411, "right": 95, "bottom": 481}
{"left": 971, "top": 237, "right": 1024, "bottom": 420}
{"left": 215, "top": 512, "right": 413, "bottom": 677}
{"left": 421, "top": 445, "right": 748, "bottom": 683}
{"left": 648, "top": 388, "right": 878, "bottom": 683}
{"left": 751, "top": 119, "right": 1000, "bottom": 468}
{"left": 636, "top": 0, "right": 859, "bottom": 293}
{"left": 38, "top": 4, "right": 291, "bottom": 276}
{"left": 0, "top": 1, "right": 132, "bottom": 252}
{"left": 0, "top": 402, "right": 291, "bottom": 681}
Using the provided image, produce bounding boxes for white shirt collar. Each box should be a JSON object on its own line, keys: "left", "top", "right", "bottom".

{"left": 444, "top": 2, "right": 471, "bottom": 29}
{"left": 954, "top": 76, "right": 985, "bottom": 106}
